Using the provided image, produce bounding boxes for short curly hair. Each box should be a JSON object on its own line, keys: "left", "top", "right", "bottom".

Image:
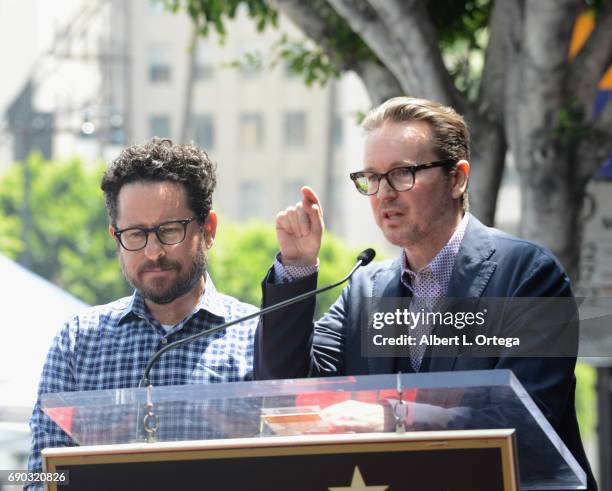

{"left": 101, "top": 138, "right": 217, "bottom": 225}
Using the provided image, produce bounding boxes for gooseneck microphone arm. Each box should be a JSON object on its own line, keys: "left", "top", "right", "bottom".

{"left": 139, "top": 248, "right": 376, "bottom": 388}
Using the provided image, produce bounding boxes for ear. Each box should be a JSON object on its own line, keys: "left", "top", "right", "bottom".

{"left": 108, "top": 224, "right": 116, "bottom": 239}
{"left": 451, "top": 160, "right": 470, "bottom": 199}
{"left": 203, "top": 211, "right": 217, "bottom": 249}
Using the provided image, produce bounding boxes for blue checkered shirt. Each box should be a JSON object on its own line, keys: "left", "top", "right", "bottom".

{"left": 27, "top": 274, "right": 257, "bottom": 485}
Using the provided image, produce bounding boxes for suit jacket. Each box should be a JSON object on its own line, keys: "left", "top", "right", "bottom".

{"left": 255, "top": 214, "right": 595, "bottom": 489}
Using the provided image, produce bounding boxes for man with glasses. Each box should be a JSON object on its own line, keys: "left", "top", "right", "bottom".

{"left": 255, "top": 97, "right": 595, "bottom": 489}
{"left": 27, "top": 138, "right": 258, "bottom": 484}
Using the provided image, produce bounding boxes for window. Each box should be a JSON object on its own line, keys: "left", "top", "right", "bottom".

{"left": 239, "top": 181, "right": 263, "bottom": 219}
{"left": 148, "top": 45, "right": 171, "bottom": 83}
{"left": 239, "top": 113, "right": 264, "bottom": 150}
{"left": 149, "top": 115, "right": 170, "bottom": 138}
{"left": 284, "top": 112, "right": 306, "bottom": 147}
{"left": 192, "top": 114, "right": 215, "bottom": 150}
{"left": 195, "top": 63, "right": 214, "bottom": 81}
{"left": 194, "top": 44, "right": 215, "bottom": 81}
{"left": 147, "top": 0, "right": 165, "bottom": 14}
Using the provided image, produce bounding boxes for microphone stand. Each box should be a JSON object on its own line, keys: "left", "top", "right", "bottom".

{"left": 136, "top": 249, "right": 375, "bottom": 442}
{"left": 139, "top": 249, "right": 376, "bottom": 388}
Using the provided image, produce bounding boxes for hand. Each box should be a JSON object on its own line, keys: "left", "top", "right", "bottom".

{"left": 276, "top": 186, "right": 324, "bottom": 266}
{"left": 320, "top": 400, "right": 385, "bottom": 433}
{"left": 319, "top": 399, "right": 455, "bottom": 433}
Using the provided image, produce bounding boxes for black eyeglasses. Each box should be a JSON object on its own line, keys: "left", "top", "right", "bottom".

{"left": 113, "top": 217, "right": 197, "bottom": 251}
{"left": 349, "top": 159, "right": 457, "bottom": 196}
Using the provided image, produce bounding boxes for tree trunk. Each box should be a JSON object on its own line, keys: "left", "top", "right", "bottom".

{"left": 502, "top": 0, "right": 586, "bottom": 280}
{"left": 464, "top": 116, "right": 506, "bottom": 226}
{"left": 352, "top": 60, "right": 403, "bottom": 105}
{"left": 271, "top": 0, "right": 612, "bottom": 280}
{"left": 321, "top": 78, "right": 337, "bottom": 231}
{"left": 518, "top": 149, "right": 584, "bottom": 281}
{"left": 179, "top": 24, "right": 198, "bottom": 144}
{"left": 271, "top": 0, "right": 404, "bottom": 106}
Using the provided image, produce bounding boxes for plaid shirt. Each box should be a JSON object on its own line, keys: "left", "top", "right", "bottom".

{"left": 27, "top": 274, "right": 257, "bottom": 484}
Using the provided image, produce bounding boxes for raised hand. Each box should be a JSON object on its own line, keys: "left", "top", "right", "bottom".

{"left": 275, "top": 186, "right": 324, "bottom": 266}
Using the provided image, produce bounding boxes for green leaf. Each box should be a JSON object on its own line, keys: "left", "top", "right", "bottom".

{"left": 0, "top": 156, "right": 131, "bottom": 304}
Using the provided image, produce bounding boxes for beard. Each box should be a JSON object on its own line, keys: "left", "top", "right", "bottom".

{"left": 120, "top": 244, "right": 207, "bottom": 305}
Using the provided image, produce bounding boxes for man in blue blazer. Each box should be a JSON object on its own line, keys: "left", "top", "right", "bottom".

{"left": 255, "top": 97, "right": 595, "bottom": 489}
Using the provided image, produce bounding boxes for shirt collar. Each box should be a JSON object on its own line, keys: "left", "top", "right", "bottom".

{"left": 118, "top": 272, "right": 228, "bottom": 324}
{"left": 401, "top": 213, "right": 470, "bottom": 292}
{"left": 194, "top": 273, "right": 228, "bottom": 320}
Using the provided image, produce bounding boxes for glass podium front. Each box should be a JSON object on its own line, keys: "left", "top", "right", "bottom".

{"left": 41, "top": 369, "right": 586, "bottom": 490}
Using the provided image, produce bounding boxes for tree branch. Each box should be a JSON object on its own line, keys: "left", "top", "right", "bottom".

{"left": 364, "top": 0, "right": 462, "bottom": 107}
{"left": 352, "top": 60, "right": 404, "bottom": 104}
{"left": 464, "top": 1, "right": 514, "bottom": 225}
{"left": 270, "top": 0, "right": 403, "bottom": 104}
{"left": 521, "top": 0, "right": 577, "bottom": 131}
{"left": 326, "top": 0, "right": 447, "bottom": 100}
{"left": 524, "top": 0, "right": 577, "bottom": 74}
{"left": 476, "top": 0, "right": 510, "bottom": 124}
{"left": 569, "top": 0, "right": 612, "bottom": 114}
{"left": 324, "top": 0, "right": 403, "bottom": 73}
{"left": 495, "top": 0, "right": 524, "bottom": 152}
{"left": 268, "top": 0, "right": 331, "bottom": 42}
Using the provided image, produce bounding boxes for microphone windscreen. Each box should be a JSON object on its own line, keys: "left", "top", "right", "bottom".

{"left": 357, "top": 248, "right": 376, "bottom": 266}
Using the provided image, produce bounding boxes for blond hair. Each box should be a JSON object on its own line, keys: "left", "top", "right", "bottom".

{"left": 363, "top": 97, "right": 470, "bottom": 210}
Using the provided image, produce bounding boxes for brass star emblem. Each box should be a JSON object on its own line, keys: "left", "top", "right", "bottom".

{"left": 328, "top": 466, "right": 389, "bottom": 491}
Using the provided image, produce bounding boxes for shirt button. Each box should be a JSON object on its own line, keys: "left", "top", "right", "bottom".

{"left": 160, "top": 338, "right": 168, "bottom": 345}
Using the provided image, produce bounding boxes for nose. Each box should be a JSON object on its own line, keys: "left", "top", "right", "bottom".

{"left": 377, "top": 176, "right": 398, "bottom": 200}
{"left": 143, "top": 231, "right": 165, "bottom": 260}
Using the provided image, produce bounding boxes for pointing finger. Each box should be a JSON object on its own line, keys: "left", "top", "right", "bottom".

{"left": 301, "top": 186, "right": 324, "bottom": 235}
{"left": 301, "top": 186, "right": 323, "bottom": 217}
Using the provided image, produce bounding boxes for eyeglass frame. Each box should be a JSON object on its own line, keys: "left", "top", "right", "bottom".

{"left": 113, "top": 217, "right": 198, "bottom": 251}
{"left": 349, "top": 158, "right": 457, "bottom": 196}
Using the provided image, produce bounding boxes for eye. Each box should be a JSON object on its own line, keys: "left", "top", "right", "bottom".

{"left": 124, "top": 229, "right": 146, "bottom": 240}
{"left": 390, "top": 167, "right": 414, "bottom": 183}
{"left": 159, "top": 223, "right": 183, "bottom": 233}
{"left": 392, "top": 167, "right": 413, "bottom": 178}
{"left": 158, "top": 223, "right": 183, "bottom": 240}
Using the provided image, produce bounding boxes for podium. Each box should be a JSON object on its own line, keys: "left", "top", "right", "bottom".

{"left": 40, "top": 369, "right": 586, "bottom": 490}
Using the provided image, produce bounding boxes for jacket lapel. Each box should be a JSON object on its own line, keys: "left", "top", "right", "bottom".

{"left": 429, "top": 215, "right": 498, "bottom": 372}
{"left": 367, "top": 258, "right": 404, "bottom": 375}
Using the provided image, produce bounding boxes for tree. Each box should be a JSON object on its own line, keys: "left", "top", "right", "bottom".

{"left": 0, "top": 156, "right": 362, "bottom": 315}
{"left": 0, "top": 155, "right": 131, "bottom": 304}
{"left": 172, "top": 0, "right": 612, "bottom": 280}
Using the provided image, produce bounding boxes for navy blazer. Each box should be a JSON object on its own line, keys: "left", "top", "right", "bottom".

{"left": 255, "top": 214, "right": 595, "bottom": 489}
